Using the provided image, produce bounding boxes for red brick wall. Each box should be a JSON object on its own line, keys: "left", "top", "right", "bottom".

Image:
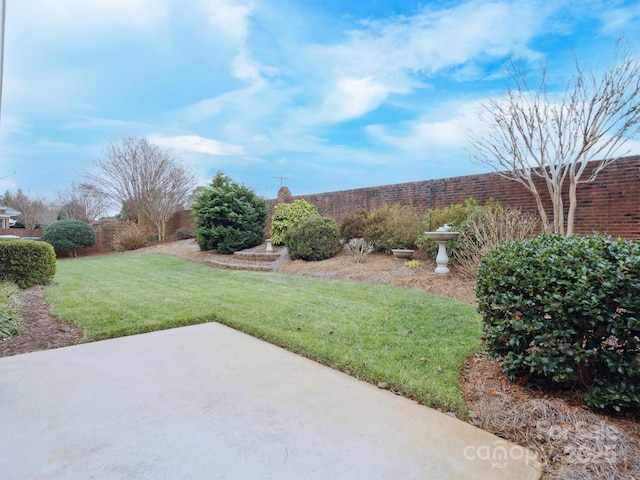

{"left": 270, "top": 156, "right": 640, "bottom": 240}
{"left": 0, "top": 228, "right": 42, "bottom": 238}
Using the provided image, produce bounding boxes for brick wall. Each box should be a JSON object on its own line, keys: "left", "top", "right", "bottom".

{"left": 270, "top": 156, "right": 640, "bottom": 240}
{"left": 0, "top": 228, "right": 42, "bottom": 238}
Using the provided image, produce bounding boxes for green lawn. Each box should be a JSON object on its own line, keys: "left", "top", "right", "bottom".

{"left": 46, "top": 254, "right": 482, "bottom": 415}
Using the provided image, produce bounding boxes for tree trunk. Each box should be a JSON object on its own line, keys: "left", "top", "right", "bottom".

{"left": 566, "top": 175, "right": 578, "bottom": 236}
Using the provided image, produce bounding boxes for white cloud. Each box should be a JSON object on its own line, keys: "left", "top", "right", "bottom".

{"left": 307, "top": 76, "right": 401, "bottom": 124}
{"left": 148, "top": 134, "right": 245, "bottom": 156}
{"left": 205, "top": 0, "right": 254, "bottom": 45}
{"left": 297, "top": 0, "right": 552, "bottom": 124}
{"left": 366, "top": 99, "right": 485, "bottom": 153}
{"left": 599, "top": 4, "right": 640, "bottom": 34}
{"left": 14, "top": 0, "right": 170, "bottom": 42}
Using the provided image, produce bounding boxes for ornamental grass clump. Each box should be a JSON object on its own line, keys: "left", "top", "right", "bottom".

{"left": 343, "top": 237, "right": 375, "bottom": 263}
{"left": 476, "top": 234, "right": 640, "bottom": 412}
{"left": 454, "top": 207, "right": 543, "bottom": 278}
{"left": 112, "top": 221, "right": 152, "bottom": 251}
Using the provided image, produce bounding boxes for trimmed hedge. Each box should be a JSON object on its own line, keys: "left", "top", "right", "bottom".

{"left": 286, "top": 216, "right": 341, "bottom": 261}
{"left": 477, "top": 234, "right": 640, "bottom": 412}
{"left": 42, "top": 220, "right": 96, "bottom": 257}
{"left": 0, "top": 239, "right": 57, "bottom": 288}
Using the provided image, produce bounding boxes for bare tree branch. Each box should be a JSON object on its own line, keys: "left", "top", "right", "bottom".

{"left": 1, "top": 189, "right": 49, "bottom": 229}
{"left": 469, "top": 41, "right": 640, "bottom": 235}
{"left": 83, "top": 137, "right": 195, "bottom": 241}
{"left": 56, "top": 182, "right": 108, "bottom": 223}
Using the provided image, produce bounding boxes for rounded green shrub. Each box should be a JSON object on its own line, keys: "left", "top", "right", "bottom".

{"left": 361, "top": 204, "right": 424, "bottom": 252}
{"left": 270, "top": 200, "right": 319, "bottom": 245}
{"left": 42, "top": 220, "right": 96, "bottom": 257}
{"left": 191, "top": 172, "right": 268, "bottom": 254}
{"left": 476, "top": 234, "right": 640, "bottom": 412}
{"left": 339, "top": 211, "right": 368, "bottom": 242}
{"left": 286, "top": 215, "right": 341, "bottom": 261}
{"left": 0, "top": 239, "right": 56, "bottom": 288}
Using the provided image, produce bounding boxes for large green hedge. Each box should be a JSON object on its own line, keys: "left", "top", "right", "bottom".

{"left": 191, "top": 172, "right": 268, "bottom": 254}
{"left": 0, "top": 239, "right": 56, "bottom": 288}
{"left": 477, "top": 234, "right": 640, "bottom": 412}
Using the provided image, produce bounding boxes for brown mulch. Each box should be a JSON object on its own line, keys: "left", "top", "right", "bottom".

{"left": 0, "top": 285, "right": 83, "bottom": 358}
{"left": 4, "top": 239, "right": 640, "bottom": 479}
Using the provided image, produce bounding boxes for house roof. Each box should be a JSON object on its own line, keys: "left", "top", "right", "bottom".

{"left": 0, "top": 205, "right": 21, "bottom": 216}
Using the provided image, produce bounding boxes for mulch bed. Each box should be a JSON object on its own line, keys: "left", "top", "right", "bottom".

{"left": 0, "top": 285, "right": 83, "bottom": 358}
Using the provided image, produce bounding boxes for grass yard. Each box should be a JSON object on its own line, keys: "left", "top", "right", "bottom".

{"left": 47, "top": 254, "right": 482, "bottom": 415}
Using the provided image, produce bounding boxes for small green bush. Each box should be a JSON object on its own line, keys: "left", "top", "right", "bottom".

{"left": 477, "top": 234, "right": 640, "bottom": 412}
{"left": 270, "top": 200, "right": 319, "bottom": 245}
{"left": 0, "top": 281, "right": 22, "bottom": 338}
{"left": 286, "top": 216, "right": 341, "bottom": 261}
{"left": 191, "top": 172, "right": 268, "bottom": 254}
{"left": 42, "top": 220, "right": 96, "bottom": 257}
{"left": 339, "top": 211, "right": 369, "bottom": 242}
{"left": 0, "top": 239, "right": 57, "bottom": 288}
{"left": 174, "top": 228, "right": 194, "bottom": 240}
{"left": 359, "top": 204, "right": 424, "bottom": 253}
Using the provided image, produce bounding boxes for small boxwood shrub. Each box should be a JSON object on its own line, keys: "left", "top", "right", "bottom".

{"left": 477, "top": 234, "right": 640, "bottom": 412}
{"left": 42, "top": 220, "right": 96, "bottom": 257}
{"left": 0, "top": 281, "right": 22, "bottom": 338}
{"left": 286, "top": 215, "right": 341, "bottom": 261}
{"left": 270, "top": 199, "right": 319, "bottom": 245}
{"left": 0, "top": 239, "right": 56, "bottom": 288}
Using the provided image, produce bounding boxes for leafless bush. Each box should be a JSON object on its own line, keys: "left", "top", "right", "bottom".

{"left": 343, "top": 237, "right": 375, "bottom": 263}
{"left": 112, "top": 221, "right": 152, "bottom": 251}
{"left": 455, "top": 208, "right": 544, "bottom": 278}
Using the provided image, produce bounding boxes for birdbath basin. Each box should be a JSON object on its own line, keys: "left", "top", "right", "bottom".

{"left": 424, "top": 231, "right": 460, "bottom": 275}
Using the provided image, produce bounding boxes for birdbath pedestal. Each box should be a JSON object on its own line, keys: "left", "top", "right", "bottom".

{"left": 424, "top": 231, "right": 459, "bottom": 275}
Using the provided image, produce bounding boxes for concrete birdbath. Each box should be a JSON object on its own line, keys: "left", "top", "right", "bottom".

{"left": 424, "top": 225, "right": 459, "bottom": 275}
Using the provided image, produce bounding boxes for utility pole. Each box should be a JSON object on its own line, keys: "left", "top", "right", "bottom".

{"left": 0, "top": 0, "right": 6, "bottom": 129}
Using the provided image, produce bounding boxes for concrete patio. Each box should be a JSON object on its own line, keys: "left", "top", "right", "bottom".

{"left": 0, "top": 322, "right": 541, "bottom": 479}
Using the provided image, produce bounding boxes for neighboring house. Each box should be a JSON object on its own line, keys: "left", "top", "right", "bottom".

{"left": 0, "top": 205, "right": 20, "bottom": 229}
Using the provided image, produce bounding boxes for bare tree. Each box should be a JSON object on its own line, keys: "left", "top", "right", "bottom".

{"left": 84, "top": 137, "right": 195, "bottom": 241}
{"left": 56, "top": 182, "right": 108, "bottom": 223}
{"left": 469, "top": 43, "right": 640, "bottom": 235}
{"left": 2, "top": 189, "right": 49, "bottom": 229}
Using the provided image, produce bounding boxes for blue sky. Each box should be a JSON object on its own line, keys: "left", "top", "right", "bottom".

{"left": 1, "top": 0, "right": 640, "bottom": 201}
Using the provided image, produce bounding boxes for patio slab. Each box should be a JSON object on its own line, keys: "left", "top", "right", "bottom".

{"left": 0, "top": 322, "right": 541, "bottom": 479}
